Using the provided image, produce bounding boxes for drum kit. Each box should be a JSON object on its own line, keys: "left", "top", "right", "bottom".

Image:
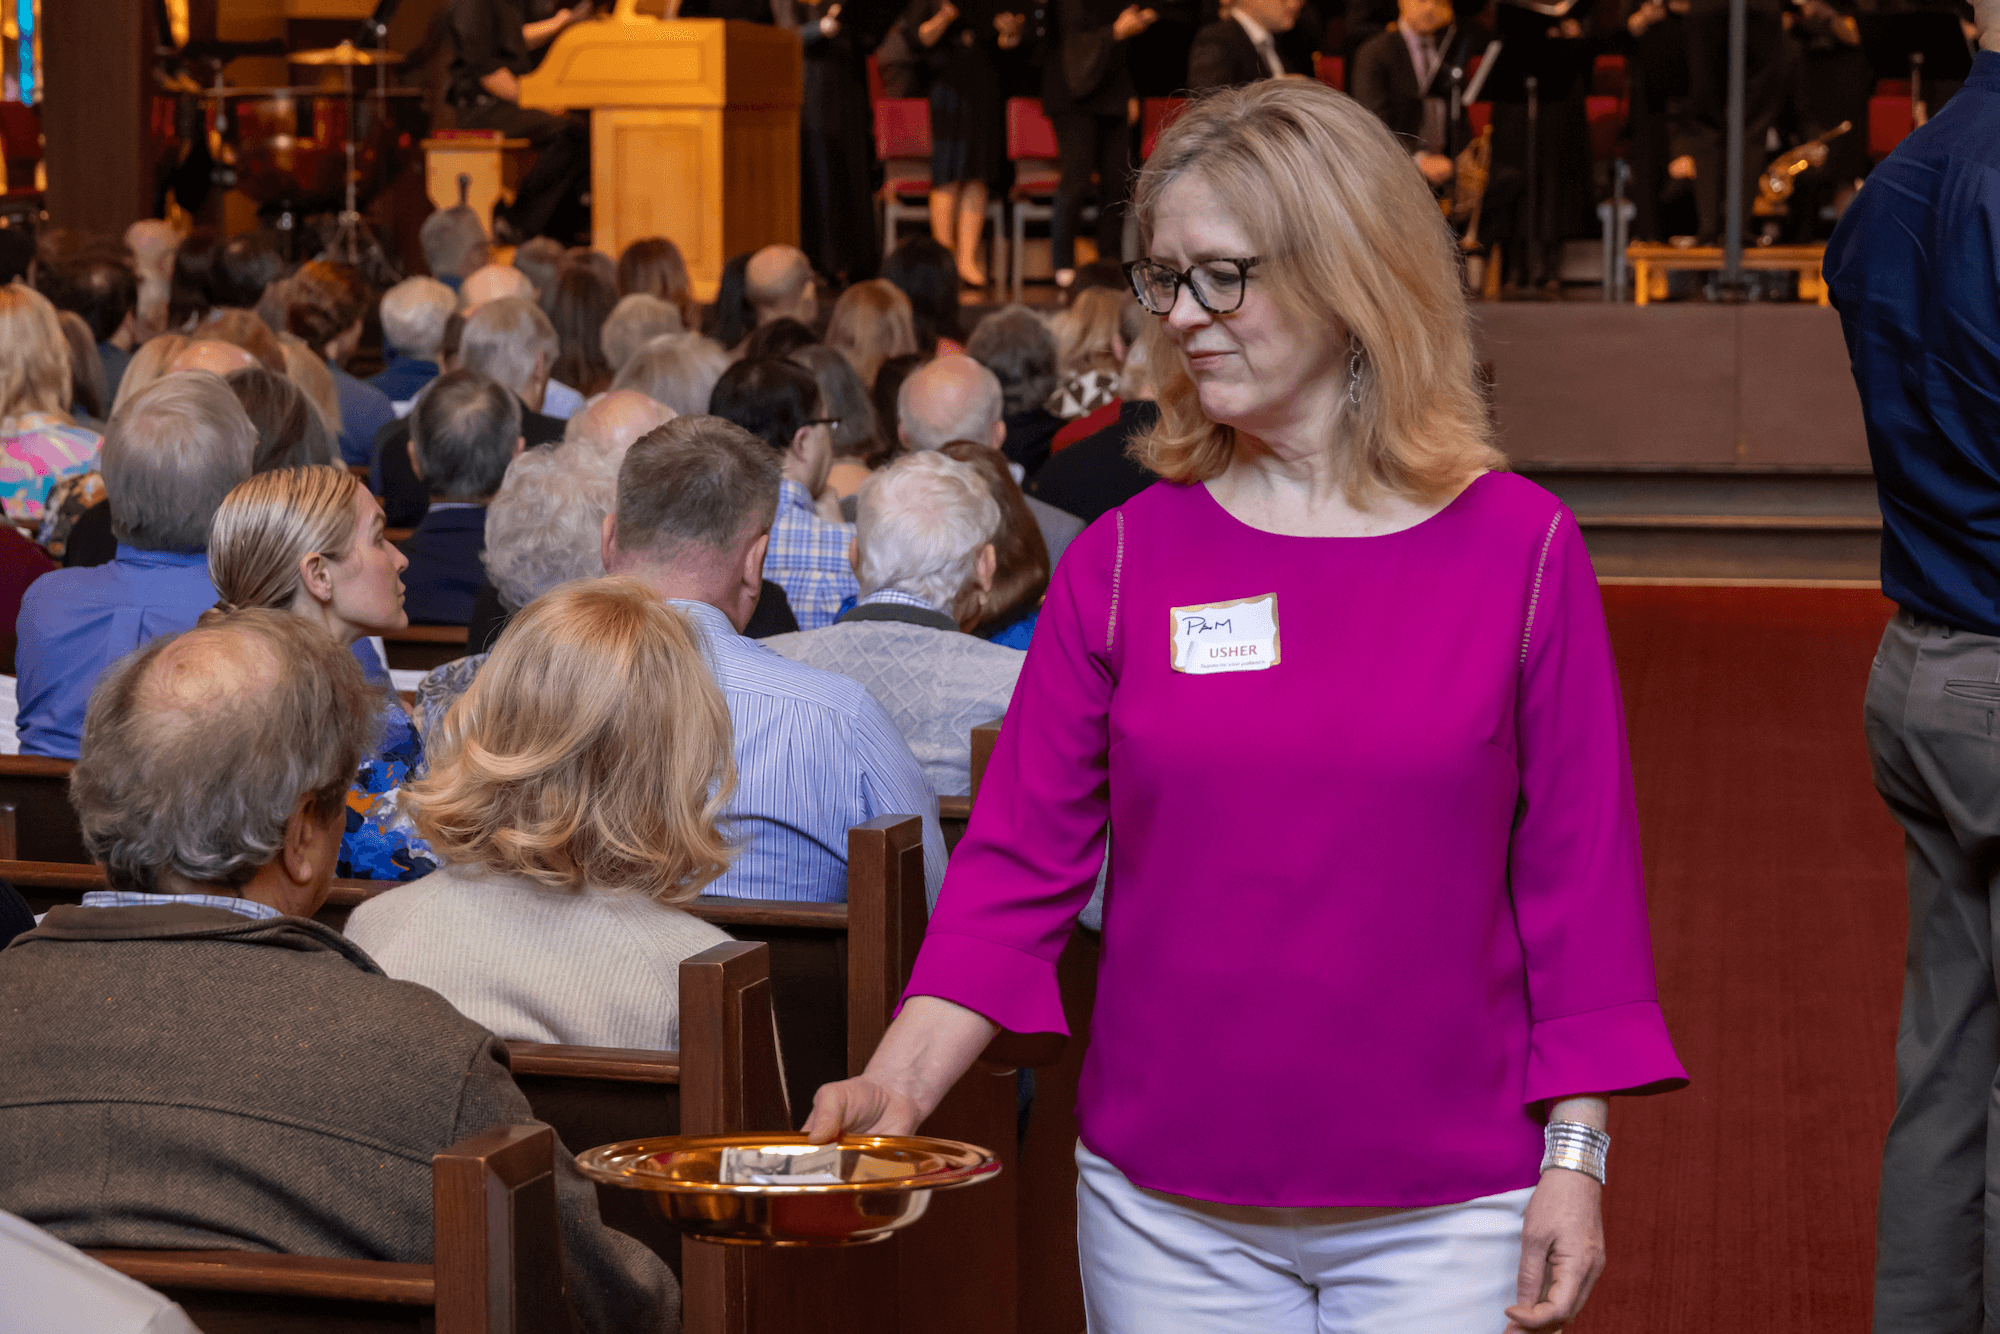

{"left": 173, "top": 37, "right": 421, "bottom": 278}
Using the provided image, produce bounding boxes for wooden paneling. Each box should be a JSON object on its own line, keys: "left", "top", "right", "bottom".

{"left": 42, "top": 0, "right": 152, "bottom": 233}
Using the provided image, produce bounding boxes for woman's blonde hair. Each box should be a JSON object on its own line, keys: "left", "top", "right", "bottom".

{"left": 0, "top": 283, "right": 75, "bottom": 420}
{"left": 112, "top": 333, "right": 190, "bottom": 416}
{"left": 409, "top": 578, "right": 737, "bottom": 901}
{"left": 1048, "top": 287, "right": 1124, "bottom": 380}
{"left": 207, "top": 465, "right": 364, "bottom": 612}
{"left": 277, "top": 332, "right": 343, "bottom": 429}
{"left": 1131, "top": 80, "right": 1500, "bottom": 503}
{"left": 826, "top": 279, "right": 917, "bottom": 389}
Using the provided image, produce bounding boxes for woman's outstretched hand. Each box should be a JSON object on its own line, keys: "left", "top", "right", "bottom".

{"left": 802, "top": 1077, "right": 923, "bottom": 1142}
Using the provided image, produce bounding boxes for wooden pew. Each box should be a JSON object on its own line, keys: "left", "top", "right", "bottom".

{"left": 89, "top": 1122, "right": 579, "bottom": 1334}
{"left": 936, "top": 716, "right": 1003, "bottom": 850}
{"left": 0, "top": 755, "right": 83, "bottom": 865}
{"left": 382, "top": 624, "right": 470, "bottom": 672}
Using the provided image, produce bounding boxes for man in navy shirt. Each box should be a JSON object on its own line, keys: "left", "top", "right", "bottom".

{"left": 1824, "top": 10, "right": 2000, "bottom": 1329}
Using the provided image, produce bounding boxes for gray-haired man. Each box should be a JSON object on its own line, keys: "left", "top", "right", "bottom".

{"left": 0, "top": 609, "right": 677, "bottom": 1334}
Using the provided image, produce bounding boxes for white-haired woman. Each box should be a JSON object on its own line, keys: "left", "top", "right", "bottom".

{"left": 807, "top": 80, "right": 1687, "bottom": 1333}
{"left": 345, "top": 578, "right": 738, "bottom": 1051}
{"left": 207, "top": 465, "right": 434, "bottom": 882}
{"left": 765, "top": 450, "right": 1023, "bottom": 797}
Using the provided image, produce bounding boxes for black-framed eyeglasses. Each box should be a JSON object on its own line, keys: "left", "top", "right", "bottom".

{"left": 805, "top": 416, "right": 842, "bottom": 429}
{"left": 1124, "top": 257, "right": 1262, "bottom": 316}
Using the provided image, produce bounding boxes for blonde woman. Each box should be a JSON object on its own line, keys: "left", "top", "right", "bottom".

{"left": 1044, "top": 285, "right": 1126, "bottom": 418}
{"left": 345, "top": 578, "right": 738, "bottom": 1051}
{"left": 825, "top": 279, "right": 918, "bottom": 390}
{"left": 207, "top": 464, "right": 434, "bottom": 883}
{"left": 0, "top": 284, "right": 102, "bottom": 525}
{"left": 807, "top": 81, "right": 1686, "bottom": 1333}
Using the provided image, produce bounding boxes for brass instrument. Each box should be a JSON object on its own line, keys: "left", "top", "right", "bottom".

{"left": 1754, "top": 120, "right": 1851, "bottom": 217}
{"left": 1450, "top": 124, "right": 1494, "bottom": 249}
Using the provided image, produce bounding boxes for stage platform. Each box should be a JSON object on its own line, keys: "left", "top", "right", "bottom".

{"left": 1471, "top": 304, "right": 1879, "bottom": 582}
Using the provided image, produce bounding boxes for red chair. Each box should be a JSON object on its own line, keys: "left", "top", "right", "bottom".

{"left": 867, "top": 53, "right": 885, "bottom": 104}
{"left": 875, "top": 98, "right": 932, "bottom": 258}
{"left": 1315, "top": 54, "right": 1345, "bottom": 90}
{"left": 1008, "top": 97, "right": 1063, "bottom": 301}
{"left": 1591, "top": 54, "right": 1628, "bottom": 100}
{"left": 1467, "top": 102, "right": 1492, "bottom": 137}
{"left": 0, "top": 102, "right": 44, "bottom": 229}
{"left": 1140, "top": 97, "right": 1189, "bottom": 161}
{"left": 1586, "top": 94, "right": 1628, "bottom": 164}
{"left": 1869, "top": 95, "right": 1913, "bottom": 158}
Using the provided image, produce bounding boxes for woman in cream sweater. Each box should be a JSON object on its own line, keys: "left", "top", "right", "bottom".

{"left": 346, "top": 577, "right": 738, "bottom": 1051}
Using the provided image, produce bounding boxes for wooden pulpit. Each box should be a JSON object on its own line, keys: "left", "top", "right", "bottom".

{"left": 518, "top": 1, "right": 802, "bottom": 300}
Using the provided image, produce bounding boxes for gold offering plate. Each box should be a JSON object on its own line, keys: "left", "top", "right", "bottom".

{"left": 575, "top": 1133, "right": 1001, "bottom": 1246}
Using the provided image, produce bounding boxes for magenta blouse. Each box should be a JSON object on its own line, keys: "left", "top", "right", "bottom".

{"left": 905, "top": 472, "right": 1688, "bottom": 1208}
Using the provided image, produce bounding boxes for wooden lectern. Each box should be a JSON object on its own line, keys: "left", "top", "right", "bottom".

{"left": 518, "top": 1, "right": 802, "bottom": 300}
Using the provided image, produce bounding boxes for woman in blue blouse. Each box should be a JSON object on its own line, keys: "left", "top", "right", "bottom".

{"left": 205, "top": 465, "right": 435, "bottom": 881}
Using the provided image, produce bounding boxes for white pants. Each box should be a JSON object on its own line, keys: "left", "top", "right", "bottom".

{"left": 1076, "top": 1143, "right": 1533, "bottom": 1334}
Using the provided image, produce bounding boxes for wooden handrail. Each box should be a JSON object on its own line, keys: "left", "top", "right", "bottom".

{"left": 384, "top": 624, "right": 469, "bottom": 644}
{"left": 504, "top": 1041, "right": 681, "bottom": 1083}
{"left": 91, "top": 1250, "right": 436, "bottom": 1303}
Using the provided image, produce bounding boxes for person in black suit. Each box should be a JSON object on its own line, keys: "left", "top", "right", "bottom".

{"left": 1350, "top": 0, "right": 1485, "bottom": 187}
{"left": 1043, "top": 0, "right": 1158, "bottom": 286}
{"left": 401, "top": 370, "right": 524, "bottom": 627}
{"left": 446, "top": 0, "right": 595, "bottom": 242}
{"left": 1187, "top": 0, "right": 1310, "bottom": 88}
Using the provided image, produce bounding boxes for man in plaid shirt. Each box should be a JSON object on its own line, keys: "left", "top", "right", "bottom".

{"left": 709, "top": 356, "right": 859, "bottom": 629}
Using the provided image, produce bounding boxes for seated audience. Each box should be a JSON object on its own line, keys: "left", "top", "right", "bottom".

{"left": 207, "top": 465, "right": 434, "bottom": 881}
{"left": 898, "top": 355, "right": 1086, "bottom": 566}
{"left": 417, "top": 416, "right": 946, "bottom": 902}
{"left": 601, "top": 294, "right": 683, "bottom": 374}
{"left": 371, "top": 276, "right": 455, "bottom": 408}
{"left": 825, "top": 279, "right": 918, "bottom": 391}
{"left": 742, "top": 316, "right": 819, "bottom": 363}
{"left": 418, "top": 201, "right": 489, "bottom": 292}
{"left": 1026, "top": 326, "right": 1163, "bottom": 522}
{"left": 745, "top": 244, "right": 819, "bottom": 328}
{"left": 1048, "top": 292, "right": 1149, "bottom": 450}
{"left": 40, "top": 249, "right": 139, "bottom": 404}
{"left": 511, "top": 237, "right": 566, "bottom": 311}
{"left": 57, "top": 312, "right": 109, "bottom": 427}
{"left": 17, "top": 374, "right": 254, "bottom": 756}
{"left": 765, "top": 452, "right": 1025, "bottom": 797}
{"left": 965, "top": 304, "right": 1065, "bottom": 477}
{"left": 123, "top": 219, "right": 178, "bottom": 343}
{"left": 373, "top": 296, "right": 565, "bottom": 527}
{"left": 708, "top": 358, "right": 858, "bottom": 628}
{"left": 1046, "top": 286, "right": 1126, "bottom": 418}
{"left": 227, "top": 364, "right": 340, "bottom": 473}
{"left": 793, "top": 344, "right": 882, "bottom": 503}
{"left": 276, "top": 330, "right": 344, "bottom": 429}
{"left": 169, "top": 339, "right": 257, "bottom": 378}
{"left": 703, "top": 252, "right": 757, "bottom": 350}
{"left": 402, "top": 370, "right": 523, "bottom": 625}
{"left": 210, "top": 233, "right": 283, "bottom": 312}
{"left": 612, "top": 332, "right": 732, "bottom": 417}
{"left": 107, "top": 333, "right": 187, "bottom": 416}
{"left": 617, "top": 236, "right": 702, "bottom": 331}
{"left": 284, "top": 260, "right": 394, "bottom": 465}
{"left": 465, "top": 443, "right": 617, "bottom": 652}
{"left": 872, "top": 352, "right": 924, "bottom": 455}
{"left": 940, "top": 440, "right": 1052, "bottom": 647}
{"left": 549, "top": 262, "right": 617, "bottom": 398}
{"left": 882, "top": 236, "right": 964, "bottom": 356}
{"left": 164, "top": 228, "right": 220, "bottom": 330}
{"left": 0, "top": 608, "right": 676, "bottom": 1331}
{"left": 200, "top": 308, "right": 286, "bottom": 373}
{"left": 349, "top": 578, "right": 737, "bottom": 1048}
{"left": 0, "top": 284, "right": 101, "bottom": 526}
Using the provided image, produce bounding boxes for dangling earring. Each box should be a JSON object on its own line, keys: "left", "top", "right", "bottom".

{"left": 1347, "top": 344, "right": 1363, "bottom": 406}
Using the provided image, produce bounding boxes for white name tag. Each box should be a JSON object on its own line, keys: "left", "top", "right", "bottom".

{"left": 1170, "top": 593, "right": 1280, "bottom": 675}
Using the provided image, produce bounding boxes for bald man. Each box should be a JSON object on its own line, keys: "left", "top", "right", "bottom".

{"left": 562, "top": 388, "right": 675, "bottom": 465}
{"left": 745, "top": 245, "right": 818, "bottom": 328}
{"left": 169, "top": 341, "right": 259, "bottom": 378}
{"left": 897, "top": 355, "right": 1087, "bottom": 568}
{"left": 457, "top": 263, "right": 538, "bottom": 313}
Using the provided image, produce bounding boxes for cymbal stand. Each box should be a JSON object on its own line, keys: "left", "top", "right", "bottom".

{"left": 317, "top": 56, "right": 401, "bottom": 282}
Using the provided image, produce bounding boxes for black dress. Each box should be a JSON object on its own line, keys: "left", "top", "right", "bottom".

{"left": 774, "top": 0, "right": 896, "bottom": 282}
{"left": 905, "top": 0, "right": 1012, "bottom": 188}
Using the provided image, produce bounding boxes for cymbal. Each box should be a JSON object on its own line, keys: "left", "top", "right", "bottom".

{"left": 290, "top": 41, "right": 404, "bottom": 67}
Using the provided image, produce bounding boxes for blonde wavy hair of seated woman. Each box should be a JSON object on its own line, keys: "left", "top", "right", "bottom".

{"left": 0, "top": 284, "right": 76, "bottom": 422}
{"left": 110, "top": 333, "right": 190, "bottom": 416}
{"left": 1048, "top": 286, "right": 1125, "bottom": 380}
{"left": 1131, "top": 80, "right": 1501, "bottom": 505}
{"left": 206, "top": 464, "right": 365, "bottom": 614}
{"left": 825, "top": 279, "right": 918, "bottom": 390}
{"left": 408, "top": 578, "right": 737, "bottom": 902}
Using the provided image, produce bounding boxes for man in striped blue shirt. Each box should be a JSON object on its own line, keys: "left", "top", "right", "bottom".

{"left": 600, "top": 414, "right": 948, "bottom": 904}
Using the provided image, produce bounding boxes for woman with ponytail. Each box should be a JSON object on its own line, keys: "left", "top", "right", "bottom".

{"left": 206, "top": 464, "right": 434, "bottom": 881}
